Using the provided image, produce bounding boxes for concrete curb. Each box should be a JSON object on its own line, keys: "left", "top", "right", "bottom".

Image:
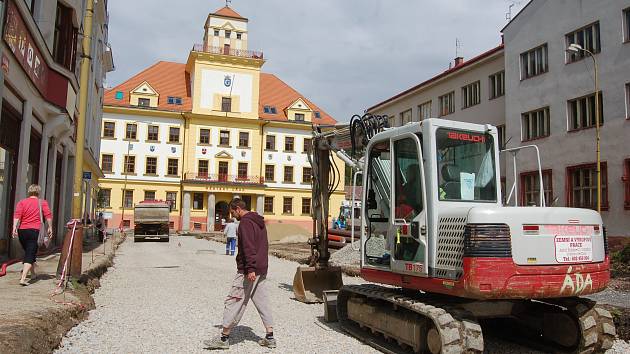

{"left": 0, "top": 235, "right": 126, "bottom": 354}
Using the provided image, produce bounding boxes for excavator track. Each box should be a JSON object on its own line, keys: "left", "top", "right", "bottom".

{"left": 337, "top": 284, "right": 483, "bottom": 354}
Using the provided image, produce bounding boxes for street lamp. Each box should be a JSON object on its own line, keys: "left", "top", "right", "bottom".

{"left": 566, "top": 43, "right": 601, "bottom": 213}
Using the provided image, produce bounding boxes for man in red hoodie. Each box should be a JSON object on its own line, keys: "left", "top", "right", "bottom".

{"left": 204, "top": 198, "right": 275, "bottom": 350}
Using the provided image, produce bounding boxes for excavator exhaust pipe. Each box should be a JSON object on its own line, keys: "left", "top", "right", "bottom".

{"left": 293, "top": 266, "right": 343, "bottom": 303}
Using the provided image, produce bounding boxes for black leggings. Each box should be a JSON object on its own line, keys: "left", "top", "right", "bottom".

{"left": 18, "top": 229, "right": 39, "bottom": 264}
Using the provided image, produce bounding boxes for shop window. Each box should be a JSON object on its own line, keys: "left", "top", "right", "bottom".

{"left": 264, "top": 197, "right": 274, "bottom": 213}
{"left": 520, "top": 170, "right": 553, "bottom": 206}
{"left": 283, "top": 197, "right": 293, "bottom": 214}
{"left": 566, "top": 162, "right": 608, "bottom": 210}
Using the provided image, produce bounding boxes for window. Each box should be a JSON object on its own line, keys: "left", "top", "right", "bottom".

{"left": 167, "top": 159, "right": 179, "bottom": 176}
{"left": 439, "top": 92, "right": 455, "bottom": 116}
{"left": 147, "top": 125, "right": 159, "bottom": 141}
{"left": 193, "top": 193, "right": 204, "bottom": 210}
{"left": 236, "top": 33, "right": 242, "bottom": 40}
{"left": 138, "top": 98, "right": 151, "bottom": 107}
{"left": 123, "top": 190, "right": 134, "bottom": 208}
{"left": 624, "top": 159, "right": 630, "bottom": 209}
{"left": 567, "top": 163, "right": 608, "bottom": 210}
{"left": 625, "top": 7, "right": 630, "bottom": 42}
{"left": 303, "top": 138, "right": 312, "bottom": 154}
{"left": 365, "top": 140, "right": 392, "bottom": 266}
{"left": 169, "top": 127, "right": 180, "bottom": 143}
{"left": 198, "top": 160, "right": 209, "bottom": 177}
{"left": 566, "top": 22, "right": 601, "bottom": 63}
{"left": 314, "top": 111, "right": 321, "bottom": 119}
{"left": 199, "top": 129, "right": 210, "bottom": 144}
{"left": 124, "top": 156, "right": 136, "bottom": 174}
{"left": 265, "top": 135, "right": 276, "bottom": 150}
{"left": 98, "top": 189, "right": 111, "bottom": 208}
{"left": 103, "top": 122, "right": 115, "bottom": 138}
{"left": 400, "top": 109, "right": 412, "bottom": 125}
{"left": 263, "top": 105, "right": 271, "bottom": 113}
{"left": 101, "top": 154, "right": 113, "bottom": 173}
{"left": 301, "top": 198, "right": 311, "bottom": 215}
{"left": 520, "top": 44, "right": 548, "bottom": 79}
{"left": 221, "top": 97, "right": 232, "bottom": 112}
{"left": 125, "top": 123, "right": 137, "bottom": 140}
{"left": 265, "top": 165, "right": 275, "bottom": 182}
{"left": 239, "top": 132, "right": 249, "bottom": 147}
{"left": 394, "top": 138, "right": 424, "bottom": 221}
{"left": 214, "top": 29, "right": 219, "bottom": 36}
{"left": 219, "top": 130, "right": 230, "bottom": 146}
{"left": 418, "top": 101, "right": 431, "bottom": 120}
{"left": 497, "top": 125, "right": 506, "bottom": 149}
{"left": 145, "top": 157, "right": 157, "bottom": 175}
{"left": 284, "top": 137, "right": 295, "bottom": 151}
{"left": 302, "top": 167, "right": 312, "bottom": 183}
{"left": 283, "top": 197, "right": 293, "bottom": 214}
{"left": 626, "top": 83, "right": 630, "bottom": 119}
{"left": 264, "top": 197, "right": 274, "bottom": 213}
{"left": 144, "top": 191, "right": 156, "bottom": 201}
{"left": 568, "top": 92, "right": 603, "bottom": 131}
{"left": 237, "top": 163, "right": 248, "bottom": 179}
{"left": 225, "top": 30, "right": 231, "bottom": 38}
{"left": 270, "top": 107, "right": 277, "bottom": 114}
{"left": 53, "top": 3, "right": 77, "bottom": 71}
{"left": 489, "top": 71, "right": 505, "bottom": 99}
{"left": 461, "top": 81, "right": 481, "bottom": 108}
{"left": 520, "top": 170, "right": 553, "bottom": 206}
{"left": 218, "top": 161, "right": 228, "bottom": 181}
{"left": 115, "top": 91, "right": 124, "bottom": 100}
{"left": 521, "top": 107, "right": 550, "bottom": 141}
{"left": 167, "top": 96, "right": 182, "bottom": 105}
{"left": 166, "top": 192, "right": 177, "bottom": 210}
{"left": 284, "top": 166, "right": 294, "bottom": 183}
{"left": 295, "top": 113, "right": 305, "bottom": 122}
{"left": 436, "top": 128, "right": 497, "bottom": 202}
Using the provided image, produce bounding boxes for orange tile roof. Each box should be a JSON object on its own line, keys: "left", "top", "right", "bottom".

{"left": 213, "top": 6, "right": 247, "bottom": 21}
{"left": 104, "top": 61, "right": 336, "bottom": 125}
{"left": 259, "top": 73, "right": 336, "bottom": 125}
{"left": 104, "top": 61, "right": 191, "bottom": 112}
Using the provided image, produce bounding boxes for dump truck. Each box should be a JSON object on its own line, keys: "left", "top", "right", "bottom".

{"left": 293, "top": 114, "right": 615, "bottom": 353}
{"left": 134, "top": 201, "right": 170, "bottom": 242}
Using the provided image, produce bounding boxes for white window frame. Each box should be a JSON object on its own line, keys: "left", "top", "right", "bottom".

{"left": 489, "top": 71, "right": 505, "bottom": 99}
{"left": 521, "top": 107, "right": 550, "bottom": 141}
{"left": 461, "top": 81, "right": 481, "bottom": 109}
{"left": 418, "top": 101, "right": 431, "bottom": 120}
{"left": 438, "top": 91, "right": 455, "bottom": 116}
{"left": 567, "top": 92, "right": 603, "bottom": 131}
{"left": 565, "top": 22, "right": 601, "bottom": 64}
{"left": 520, "top": 44, "right": 548, "bottom": 80}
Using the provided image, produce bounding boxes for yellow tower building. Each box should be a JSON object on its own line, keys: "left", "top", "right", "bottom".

{"left": 98, "top": 6, "right": 345, "bottom": 232}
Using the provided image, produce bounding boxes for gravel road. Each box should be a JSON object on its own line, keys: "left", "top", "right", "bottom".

{"left": 55, "top": 237, "right": 629, "bottom": 353}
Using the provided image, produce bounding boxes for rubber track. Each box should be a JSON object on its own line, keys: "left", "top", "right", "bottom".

{"left": 545, "top": 297, "right": 616, "bottom": 353}
{"left": 339, "top": 284, "right": 483, "bottom": 354}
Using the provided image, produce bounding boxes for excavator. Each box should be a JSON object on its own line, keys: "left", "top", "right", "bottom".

{"left": 293, "top": 113, "right": 616, "bottom": 353}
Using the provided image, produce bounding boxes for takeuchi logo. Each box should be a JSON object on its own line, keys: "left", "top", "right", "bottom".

{"left": 448, "top": 131, "right": 485, "bottom": 143}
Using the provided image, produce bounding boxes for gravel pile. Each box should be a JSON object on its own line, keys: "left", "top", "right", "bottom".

{"left": 54, "top": 237, "right": 629, "bottom": 353}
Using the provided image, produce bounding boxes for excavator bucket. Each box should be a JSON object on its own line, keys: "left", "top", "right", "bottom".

{"left": 293, "top": 266, "right": 343, "bottom": 303}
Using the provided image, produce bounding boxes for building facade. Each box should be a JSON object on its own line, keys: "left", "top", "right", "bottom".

{"left": 503, "top": 0, "right": 630, "bottom": 236}
{"left": 0, "top": 0, "right": 113, "bottom": 262}
{"left": 368, "top": 0, "right": 630, "bottom": 236}
{"left": 99, "top": 6, "right": 344, "bottom": 232}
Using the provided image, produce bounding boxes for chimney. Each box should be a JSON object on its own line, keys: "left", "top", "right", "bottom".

{"left": 454, "top": 57, "right": 464, "bottom": 67}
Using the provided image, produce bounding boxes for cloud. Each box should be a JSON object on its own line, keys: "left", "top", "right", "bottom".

{"left": 106, "top": 0, "right": 527, "bottom": 121}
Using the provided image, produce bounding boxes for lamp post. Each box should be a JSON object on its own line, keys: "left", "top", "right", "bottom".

{"left": 566, "top": 43, "right": 601, "bottom": 213}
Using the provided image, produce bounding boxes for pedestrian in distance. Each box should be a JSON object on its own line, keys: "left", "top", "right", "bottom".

{"left": 204, "top": 198, "right": 275, "bottom": 350}
{"left": 11, "top": 184, "right": 53, "bottom": 286}
{"left": 223, "top": 218, "right": 237, "bottom": 256}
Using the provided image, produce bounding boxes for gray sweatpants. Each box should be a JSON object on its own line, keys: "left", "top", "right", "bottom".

{"left": 222, "top": 273, "right": 274, "bottom": 329}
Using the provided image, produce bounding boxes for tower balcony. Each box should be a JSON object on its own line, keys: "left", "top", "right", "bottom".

{"left": 192, "top": 44, "right": 264, "bottom": 60}
{"left": 183, "top": 172, "right": 266, "bottom": 186}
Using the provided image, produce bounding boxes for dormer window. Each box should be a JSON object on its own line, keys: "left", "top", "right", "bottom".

{"left": 264, "top": 105, "right": 277, "bottom": 114}
{"left": 115, "top": 91, "right": 124, "bottom": 100}
{"left": 314, "top": 111, "right": 321, "bottom": 119}
{"left": 270, "top": 107, "right": 277, "bottom": 114}
{"left": 225, "top": 30, "right": 231, "bottom": 38}
{"left": 138, "top": 98, "right": 151, "bottom": 107}
{"left": 167, "top": 96, "right": 183, "bottom": 105}
{"left": 295, "top": 113, "right": 305, "bottom": 122}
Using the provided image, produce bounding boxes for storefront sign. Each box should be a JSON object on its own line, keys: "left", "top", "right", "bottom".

{"left": 3, "top": 0, "right": 49, "bottom": 95}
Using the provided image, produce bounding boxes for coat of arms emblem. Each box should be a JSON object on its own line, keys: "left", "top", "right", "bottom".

{"left": 224, "top": 75, "right": 232, "bottom": 87}
{"left": 202, "top": 148, "right": 207, "bottom": 155}
{"left": 150, "top": 146, "right": 155, "bottom": 152}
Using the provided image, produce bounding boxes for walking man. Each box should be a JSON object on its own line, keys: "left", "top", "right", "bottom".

{"left": 204, "top": 198, "right": 275, "bottom": 349}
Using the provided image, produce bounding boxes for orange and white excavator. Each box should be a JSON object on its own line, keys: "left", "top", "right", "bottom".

{"left": 293, "top": 113, "right": 615, "bottom": 353}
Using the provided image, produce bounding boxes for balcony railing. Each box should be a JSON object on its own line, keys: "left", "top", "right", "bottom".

{"left": 184, "top": 173, "right": 265, "bottom": 185}
{"left": 192, "top": 44, "right": 264, "bottom": 60}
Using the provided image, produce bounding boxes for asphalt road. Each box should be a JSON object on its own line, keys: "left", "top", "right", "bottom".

{"left": 54, "top": 237, "right": 628, "bottom": 353}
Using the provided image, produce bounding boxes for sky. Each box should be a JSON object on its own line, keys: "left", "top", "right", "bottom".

{"left": 106, "top": 0, "right": 528, "bottom": 122}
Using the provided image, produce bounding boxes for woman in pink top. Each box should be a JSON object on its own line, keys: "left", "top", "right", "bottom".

{"left": 11, "top": 184, "right": 53, "bottom": 286}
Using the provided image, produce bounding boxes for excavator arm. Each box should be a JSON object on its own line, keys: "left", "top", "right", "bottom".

{"left": 293, "top": 114, "right": 389, "bottom": 303}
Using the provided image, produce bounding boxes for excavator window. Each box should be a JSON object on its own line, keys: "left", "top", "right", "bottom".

{"left": 394, "top": 138, "right": 423, "bottom": 222}
{"left": 364, "top": 140, "right": 391, "bottom": 267}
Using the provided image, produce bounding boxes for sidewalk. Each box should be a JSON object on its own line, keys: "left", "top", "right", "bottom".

{"left": 0, "top": 234, "right": 125, "bottom": 354}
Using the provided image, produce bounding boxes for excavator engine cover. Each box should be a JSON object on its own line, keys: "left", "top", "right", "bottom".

{"left": 293, "top": 266, "right": 343, "bottom": 303}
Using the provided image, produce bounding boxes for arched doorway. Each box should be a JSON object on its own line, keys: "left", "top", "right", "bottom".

{"left": 215, "top": 201, "right": 230, "bottom": 231}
